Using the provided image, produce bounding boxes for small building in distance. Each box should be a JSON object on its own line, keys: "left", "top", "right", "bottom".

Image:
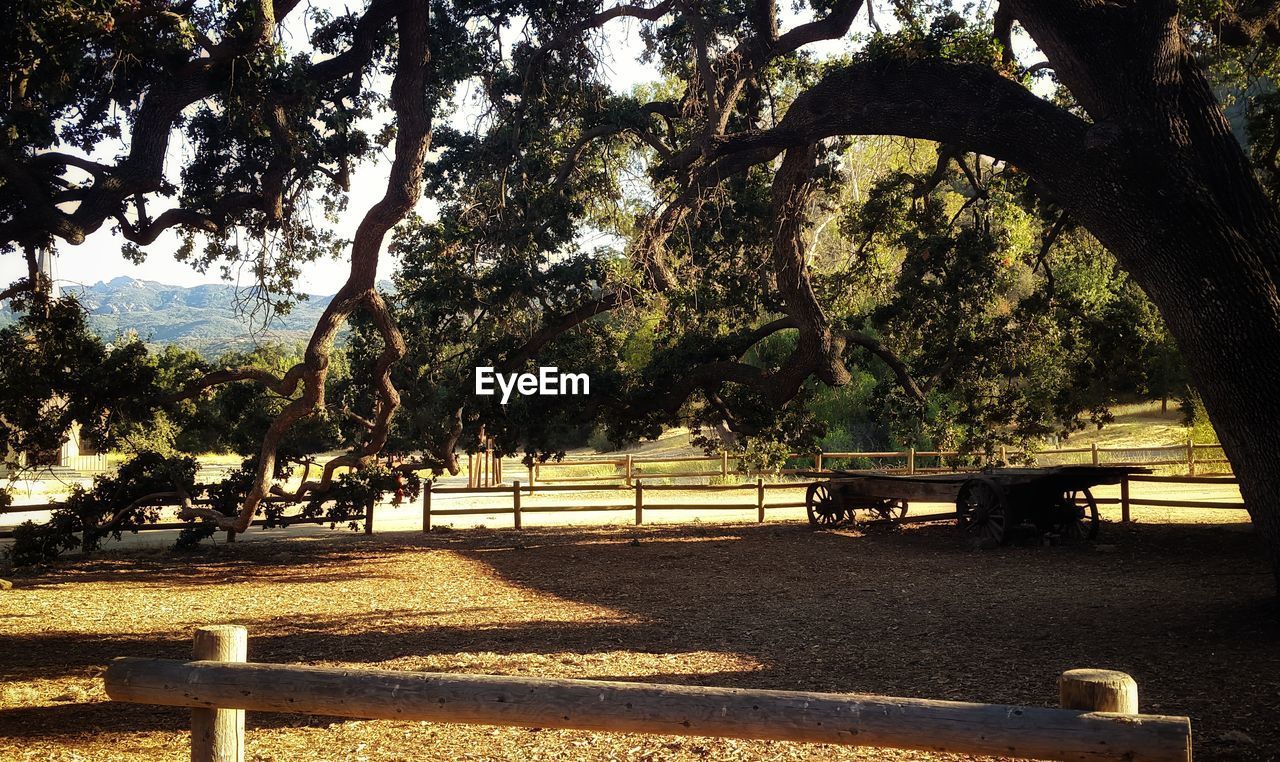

{"left": 0, "top": 248, "right": 109, "bottom": 476}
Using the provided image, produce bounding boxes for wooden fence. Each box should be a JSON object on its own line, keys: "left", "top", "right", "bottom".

{"left": 423, "top": 478, "right": 813, "bottom": 530}
{"left": 1114, "top": 474, "right": 1245, "bottom": 521}
{"left": 0, "top": 496, "right": 375, "bottom": 541}
{"left": 421, "top": 472, "right": 1246, "bottom": 531}
{"left": 526, "top": 440, "right": 1230, "bottom": 488}
{"left": 0, "top": 470, "right": 1248, "bottom": 541}
{"left": 104, "top": 625, "right": 1193, "bottom": 762}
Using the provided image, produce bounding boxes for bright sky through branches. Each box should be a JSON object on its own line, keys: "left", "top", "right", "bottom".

{"left": 0, "top": 7, "right": 664, "bottom": 295}
{"left": 4, "top": 2, "right": 1038, "bottom": 297}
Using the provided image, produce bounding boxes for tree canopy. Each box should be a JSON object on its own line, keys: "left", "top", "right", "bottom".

{"left": 5, "top": 0, "right": 1280, "bottom": 586}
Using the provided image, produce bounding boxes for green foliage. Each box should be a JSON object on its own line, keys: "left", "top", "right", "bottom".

{"left": 1179, "top": 390, "right": 1220, "bottom": 444}
{"left": 8, "top": 518, "right": 76, "bottom": 567}
{"left": 366, "top": 7, "right": 1201, "bottom": 470}
{"left": 587, "top": 427, "right": 610, "bottom": 454}
{"left": 861, "top": 8, "right": 1003, "bottom": 67}
{"left": 834, "top": 150, "right": 1192, "bottom": 455}
{"left": 7, "top": 452, "right": 198, "bottom": 565}
{"left": 294, "top": 466, "right": 421, "bottom": 530}
{"left": 166, "top": 343, "right": 347, "bottom": 458}
{"left": 726, "top": 438, "right": 799, "bottom": 476}
{"left": 0, "top": 297, "right": 162, "bottom": 466}
{"left": 7, "top": 450, "right": 421, "bottom": 561}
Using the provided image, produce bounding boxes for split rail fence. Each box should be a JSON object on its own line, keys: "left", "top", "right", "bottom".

{"left": 0, "top": 441, "right": 1244, "bottom": 540}
{"left": 523, "top": 439, "right": 1230, "bottom": 489}
{"left": 421, "top": 472, "right": 1246, "bottom": 531}
{"left": 0, "top": 472, "right": 1247, "bottom": 541}
{"left": 0, "top": 495, "right": 375, "bottom": 542}
{"left": 423, "top": 478, "right": 805, "bottom": 530}
{"left": 104, "top": 625, "right": 1193, "bottom": 762}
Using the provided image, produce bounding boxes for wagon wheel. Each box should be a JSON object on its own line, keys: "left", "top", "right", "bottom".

{"left": 956, "top": 478, "right": 1008, "bottom": 546}
{"left": 806, "top": 483, "right": 847, "bottom": 528}
{"left": 1058, "top": 488, "right": 1100, "bottom": 541}
{"left": 866, "top": 499, "right": 909, "bottom": 522}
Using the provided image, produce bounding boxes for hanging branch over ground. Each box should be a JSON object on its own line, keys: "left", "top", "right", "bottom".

{"left": 624, "top": 143, "right": 926, "bottom": 428}
{"left": 0, "top": 0, "right": 412, "bottom": 308}
{"left": 181, "top": 0, "right": 434, "bottom": 531}
{"left": 625, "top": 0, "right": 866, "bottom": 290}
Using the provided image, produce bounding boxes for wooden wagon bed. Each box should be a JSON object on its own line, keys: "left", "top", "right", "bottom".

{"left": 799, "top": 465, "right": 1150, "bottom": 545}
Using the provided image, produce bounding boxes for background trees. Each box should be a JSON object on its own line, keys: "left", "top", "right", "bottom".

{"left": 6, "top": 0, "right": 1280, "bottom": 583}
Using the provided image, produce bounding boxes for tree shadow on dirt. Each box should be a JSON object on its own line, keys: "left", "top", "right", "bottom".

{"left": 444, "top": 519, "right": 1279, "bottom": 757}
{"left": 2, "top": 519, "right": 1277, "bottom": 758}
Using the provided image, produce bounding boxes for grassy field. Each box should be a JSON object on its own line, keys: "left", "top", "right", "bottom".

{"left": 561, "top": 402, "right": 1204, "bottom": 464}
{"left": 1, "top": 511, "right": 1274, "bottom": 761}
{"left": 1051, "top": 400, "right": 1195, "bottom": 448}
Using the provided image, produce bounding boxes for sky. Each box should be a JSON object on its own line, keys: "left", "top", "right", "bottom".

{"left": 5, "top": 3, "right": 1023, "bottom": 297}
{"left": 2, "top": 8, "right": 675, "bottom": 295}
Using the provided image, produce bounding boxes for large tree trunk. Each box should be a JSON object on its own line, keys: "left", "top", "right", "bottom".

{"left": 1075, "top": 152, "right": 1280, "bottom": 591}
{"left": 1084, "top": 186, "right": 1280, "bottom": 583}
{"left": 1006, "top": 2, "right": 1280, "bottom": 590}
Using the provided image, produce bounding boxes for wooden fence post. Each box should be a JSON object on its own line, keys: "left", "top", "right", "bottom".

{"left": 625, "top": 454, "right": 633, "bottom": 487}
{"left": 1187, "top": 437, "right": 1196, "bottom": 476}
{"left": 513, "top": 480, "right": 522, "bottom": 530}
{"left": 1058, "top": 669, "right": 1138, "bottom": 714}
{"left": 721, "top": 451, "right": 729, "bottom": 479}
{"left": 191, "top": 625, "right": 247, "bottom": 762}
{"left": 1091, "top": 442, "right": 1100, "bottom": 466}
{"left": 756, "top": 478, "right": 765, "bottom": 523}
{"left": 634, "top": 481, "right": 643, "bottom": 526}
{"left": 815, "top": 452, "right": 823, "bottom": 472}
{"left": 364, "top": 499, "right": 374, "bottom": 535}
{"left": 998, "top": 445, "right": 1007, "bottom": 465}
{"left": 907, "top": 448, "right": 915, "bottom": 475}
{"left": 1120, "top": 475, "right": 1130, "bottom": 524}
{"left": 422, "top": 480, "right": 432, "bottom": 533}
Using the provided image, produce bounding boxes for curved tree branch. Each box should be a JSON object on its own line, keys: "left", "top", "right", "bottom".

{"left": 165, "top": 364, "right": 308, "bottom": 403}
{"left": 708, "top": 57, "right": 1091, "bottom": 200}
{"left": 2, "top": 0, "right": 402, "bottom": 253}
{"left": 840, "top": 330, "right": 926, "bottom": 404}
{"left": 501, "top": 292, "right": 625, "bottom": 370}
{"left": 210, "top": 0, "right": 435, "bottom": 533}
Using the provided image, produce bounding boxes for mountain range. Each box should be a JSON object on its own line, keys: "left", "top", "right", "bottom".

{"left": 0, "top": 277, "right": 337, "bottom": 357}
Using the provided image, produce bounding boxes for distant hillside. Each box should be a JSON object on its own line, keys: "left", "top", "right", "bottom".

{"left": 0, "top": 277, "right": 336, "bottom": 357}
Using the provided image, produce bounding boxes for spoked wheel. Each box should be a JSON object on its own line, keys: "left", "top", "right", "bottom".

{"left": 1057, "top": 488, "right": 1100, "bottom": 541}
{"left": 806, "top": 483, "right": 848, "bottom": 528}
{"left": 865, "top": 499, "right": 908, "bottom": 522}
{"left": 957, "top": 478, "right": 1008, "bottom": 546}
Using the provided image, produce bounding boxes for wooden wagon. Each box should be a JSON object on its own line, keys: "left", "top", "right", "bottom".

{"left": 800, "top": 466, "right": 1148, "bottom": 544}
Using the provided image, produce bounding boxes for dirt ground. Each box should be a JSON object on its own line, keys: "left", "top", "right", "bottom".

{"left": 1, "top": 514, "right": 1276, "bottom": 761}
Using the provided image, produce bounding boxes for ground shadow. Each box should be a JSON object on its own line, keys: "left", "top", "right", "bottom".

{"left": 2, "top": 518, "right": 1276, "bottom": 759}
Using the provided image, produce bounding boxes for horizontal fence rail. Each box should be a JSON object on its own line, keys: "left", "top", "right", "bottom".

{"left": 523, "top": 440, "right": 1229, "bottom": 488}
{"left": 104, "top": 626, "right": 1193, "bottom": 762}
{"left": 1, "top": 446, "right": 1244, "bottom": 540}
{"left": 2, "top": 472, "right": 1247, "bottom": 540}
{"left": 1, "top": 441, "right": 1231, "bottom": 487}
{"left": 0, "top": 495, "right": 375, "bottom": 541}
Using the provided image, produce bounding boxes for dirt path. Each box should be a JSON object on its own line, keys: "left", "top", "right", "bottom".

{"left": 1, "top": 511, "right": 1275, "bottom": 761}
